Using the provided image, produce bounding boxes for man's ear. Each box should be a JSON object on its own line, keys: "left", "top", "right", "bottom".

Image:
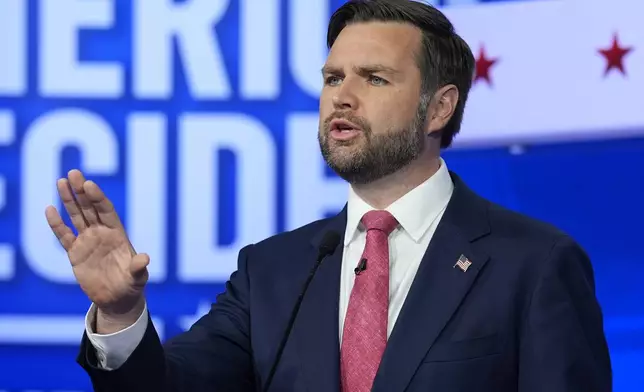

{"left": 427, "top": 84, "right": 459, "bottom": 135}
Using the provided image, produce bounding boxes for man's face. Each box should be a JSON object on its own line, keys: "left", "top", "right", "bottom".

{"left": 318, "top": 22, "right": 429, "bottom": 185}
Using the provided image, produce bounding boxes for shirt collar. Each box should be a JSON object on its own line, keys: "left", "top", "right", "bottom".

{"left": 344, "top": 158, "right": 454, "bottom": 245}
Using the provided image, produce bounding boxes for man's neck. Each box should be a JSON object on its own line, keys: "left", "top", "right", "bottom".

{"left": 351, "top": 156, "right": 441, "bottom": 210}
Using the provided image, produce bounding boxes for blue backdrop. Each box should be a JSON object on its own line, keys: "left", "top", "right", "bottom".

{"left": 0, "top": 0, "right": 642, "bottom": 390}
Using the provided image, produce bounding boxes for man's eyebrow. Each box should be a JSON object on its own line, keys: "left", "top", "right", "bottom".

{"left": 353, "top": 64, "right": 400, "bottom": 75}
{"left": 321, "top": 65, "right": 342, "bottom": 75}
{"left": 321, "top": 64, "right": 400, "bottom": 75}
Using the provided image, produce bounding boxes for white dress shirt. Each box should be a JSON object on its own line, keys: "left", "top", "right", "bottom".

{"left": 85, "top": 159, "right": 454, "bottom": 370}
{"left": 339, "top": 158, "right": 453, "bottom": 342}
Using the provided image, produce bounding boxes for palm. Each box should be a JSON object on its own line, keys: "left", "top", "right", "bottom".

{"left": 45, "top": 170, "right": 149, "bottom": 315}
{"left": 70, "top": 225, "right": 140, "bottom": 309}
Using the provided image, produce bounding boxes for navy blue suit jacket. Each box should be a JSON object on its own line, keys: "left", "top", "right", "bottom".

{"left": 78, "top": 172, "right": 612, "bottom": 391}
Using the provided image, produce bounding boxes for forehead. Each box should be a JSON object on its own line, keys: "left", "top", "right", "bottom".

{"left": 326, "top": 22, "right": 422, "bottom": 69}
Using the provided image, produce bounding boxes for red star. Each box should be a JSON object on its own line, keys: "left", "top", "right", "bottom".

{"left": 474, "top": 45, "right": 499, "bottom": 86}
{"left": 598, "top": 33, "right": 633, "bottom": 76}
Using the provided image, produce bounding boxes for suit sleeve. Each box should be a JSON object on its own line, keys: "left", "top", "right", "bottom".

{"left": 77, "top": 244, "right": 257, "bottom": 392}
{"left": 519, "top": 235, "right": 612, "bottom": 392}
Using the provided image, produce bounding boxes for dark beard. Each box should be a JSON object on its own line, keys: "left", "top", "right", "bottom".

{"left": 318, "top": 98, "right": 428, "bottom": 185}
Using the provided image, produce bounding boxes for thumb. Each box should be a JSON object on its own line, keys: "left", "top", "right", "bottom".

{"left": 130, "top": 253, "right": 150, "bottom": 282}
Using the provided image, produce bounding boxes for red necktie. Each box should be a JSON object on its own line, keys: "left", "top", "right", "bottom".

{"left": 341, "top": 210, "right": 398, "bottom": 392}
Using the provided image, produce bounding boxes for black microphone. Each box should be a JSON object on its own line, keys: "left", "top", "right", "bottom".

{"left": 354, "top": 258, "right": 367, "bottom": 275}
{"left": 263, "top": 231, "right": 341, "bottom": 392}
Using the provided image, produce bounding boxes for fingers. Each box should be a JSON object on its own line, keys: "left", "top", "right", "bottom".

{"left": 54, "top": 169, "right": 134, "bottom": 255}
{"left": 67, "top": 170, "right": 101, "bottom": 226}
{"left": 45, "top": 205, "right": 76, "bottom": 251}
{"left": 57, "top": 178, "right": 89, "bottom": 233}
{"left": 83, "top": 180, "right": 124, "bottom": 230}
{"left": 130, "top": 253, "right": 150, "bottom": 285}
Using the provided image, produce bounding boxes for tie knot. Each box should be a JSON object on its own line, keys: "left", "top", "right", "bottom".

{"left": 361, "top": 210, "right": 398, "bottom": 235}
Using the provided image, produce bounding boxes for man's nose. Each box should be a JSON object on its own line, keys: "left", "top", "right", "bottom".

{"left": 332, "top": 83, "right": 359, "bottom": 110}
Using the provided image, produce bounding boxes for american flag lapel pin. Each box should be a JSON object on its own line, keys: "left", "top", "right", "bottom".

{"left": 454, "top": 254, "right": 472, "bottom": 272}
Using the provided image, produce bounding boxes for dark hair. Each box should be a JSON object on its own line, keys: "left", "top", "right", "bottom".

{"left": 326, "top": 0, "right": 475, "bottom": 148}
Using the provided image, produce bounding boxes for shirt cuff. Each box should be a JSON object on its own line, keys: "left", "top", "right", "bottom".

{"left": 84, "top": 302, "right": 149, "bottom": 370}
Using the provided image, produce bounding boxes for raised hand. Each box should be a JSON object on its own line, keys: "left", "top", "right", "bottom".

{"left": 45, "top": 170, "right": 149, "bottom": 327}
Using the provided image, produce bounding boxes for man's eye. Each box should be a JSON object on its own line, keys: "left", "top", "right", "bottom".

{"left": 368, "top": 75, "right": 388, "bottom": 85}
{"left": 325, "top": 76, "right": 342, "bottom": 86}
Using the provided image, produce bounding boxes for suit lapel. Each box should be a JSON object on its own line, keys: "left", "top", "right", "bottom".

{"left": 372, "top": 173, "right": 491, "bottom": 392}
{"left": 292, "top": 207, "right": 347, "bottom": 392}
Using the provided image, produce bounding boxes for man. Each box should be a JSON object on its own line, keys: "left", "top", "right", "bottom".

{"left": 45, "top": 0, "right": 612, "bottom": 391}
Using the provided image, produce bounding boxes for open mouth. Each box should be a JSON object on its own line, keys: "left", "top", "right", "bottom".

{"left": 329, "top": 119, "right": 362, "bottom": 141}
